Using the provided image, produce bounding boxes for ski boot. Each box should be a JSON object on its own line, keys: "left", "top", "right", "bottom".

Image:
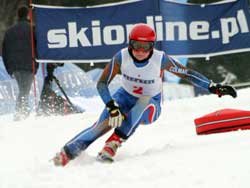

{"left": 52, "top": 149, "right": 70, "bottom": 166}
{"left": 97, "top": 132, "right": 125, "bottom": 163}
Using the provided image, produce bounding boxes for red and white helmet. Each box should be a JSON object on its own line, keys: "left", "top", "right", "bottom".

{"left": 129, "top": 23, "right": 156, "bottom": 42}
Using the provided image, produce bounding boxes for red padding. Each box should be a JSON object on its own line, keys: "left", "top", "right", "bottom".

{"left": 194, "top": 109, "right": 250, "bottom": 135}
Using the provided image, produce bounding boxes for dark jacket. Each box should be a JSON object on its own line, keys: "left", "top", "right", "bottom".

{"left": 2, "top": 18, "right": 38, "bottom": 75}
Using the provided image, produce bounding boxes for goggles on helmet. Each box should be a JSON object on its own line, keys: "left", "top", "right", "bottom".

{"left": 129, "top": 40, "right": 154, "bottom": 51}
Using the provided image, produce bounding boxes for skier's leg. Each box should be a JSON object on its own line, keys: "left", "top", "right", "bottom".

{"left": 98, "top": 96, "right": 161, "bottom": 162}
{"left": 115, "top": 95, "right": 161, "bottom": 138}
{"left": 53, "top": 88, "right": 133, "bottom": 166}
{"left": 53, "top": 109, "right": 111, "bottom": 166}
{"left": 139, "top": 99, "right": 162, "bottom": 125}
{"left": 64, "top": 109, "right": 111, "bottom": 158}
{"left": 63, "top": 88, "right": 136, "bottom": 160}
{"left": 97, "top": 132, "right": 125, "bottom": 163}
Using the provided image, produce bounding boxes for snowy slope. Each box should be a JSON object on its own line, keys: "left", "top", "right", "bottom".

{"left": 0, "top": 88, "right": 249, "bottom": 188}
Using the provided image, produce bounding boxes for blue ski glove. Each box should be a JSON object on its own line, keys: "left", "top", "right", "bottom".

{"left": 106, "top": 100, "right": 125, "bottom": 128}
{"left": 209, "top": 82, "right": 237, "bottom": 98}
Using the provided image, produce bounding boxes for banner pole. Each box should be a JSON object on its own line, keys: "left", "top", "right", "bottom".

{"left": 29, "top": 0, "right": 38, "bottom": 109}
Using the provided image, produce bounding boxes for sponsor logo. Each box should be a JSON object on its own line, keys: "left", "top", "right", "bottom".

{"left": 123, "top": 73, "right": 155, "bottom": 84}
{"left": 47, "top": 9, "right": 249, "bottom": 48}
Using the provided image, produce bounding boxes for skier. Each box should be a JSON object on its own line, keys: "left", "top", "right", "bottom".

{"left": 53, "top": 23, "right": 237, "bottom": 166}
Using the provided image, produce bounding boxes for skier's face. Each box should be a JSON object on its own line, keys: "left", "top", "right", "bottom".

{"left": 132, "top": 49, "right": 151, "bottom": 61}
{"left": 130, "top": 40, "right": 153, "bottom": 61}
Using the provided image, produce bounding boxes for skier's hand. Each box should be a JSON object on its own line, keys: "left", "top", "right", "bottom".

{"left": 209, "top": 82, "right": 237, "bottom": 98}
{"left": 106, "top": 100, "right": 125, "bottom": 128}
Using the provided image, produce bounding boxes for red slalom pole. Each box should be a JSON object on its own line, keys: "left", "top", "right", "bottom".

{"left": 29, "top": 0, "right": 38, "bottom": 108}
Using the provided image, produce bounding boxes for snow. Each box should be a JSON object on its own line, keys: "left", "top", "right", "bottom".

{"left": 0, "top": 88, "right": 250, "bottom": 188}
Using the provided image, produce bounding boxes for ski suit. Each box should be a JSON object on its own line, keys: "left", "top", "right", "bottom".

{"left": 63, "top": 48, "right": 211, "bottom": 159}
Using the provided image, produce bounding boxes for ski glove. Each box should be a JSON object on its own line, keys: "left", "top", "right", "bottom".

{"left": 208, "top": 82, "right": 237, "bottom": 98}
{"left": 106, "top": 100, "right": 125, "bottom": 128}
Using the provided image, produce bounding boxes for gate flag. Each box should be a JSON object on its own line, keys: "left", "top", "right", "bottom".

{"left": 34, "top": 0, "right": 250, "bottom": 63}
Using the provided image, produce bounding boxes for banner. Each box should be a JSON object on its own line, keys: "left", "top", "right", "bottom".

{"left": 160, "top": 0, "right": 250, "bottom": 58}
{"left": 34, "top": 0, "right": 250, "bottom": 63}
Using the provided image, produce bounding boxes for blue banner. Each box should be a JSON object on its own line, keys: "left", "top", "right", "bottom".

{"left": 34, "top": 0, "right": 250, "bottom": 62}
{"left": 160, "top": 0, "right": 250, "bottom": 58}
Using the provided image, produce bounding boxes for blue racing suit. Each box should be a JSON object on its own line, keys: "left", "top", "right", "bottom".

{"left": 63, "top": 48, "right": 211, "bottom": 159}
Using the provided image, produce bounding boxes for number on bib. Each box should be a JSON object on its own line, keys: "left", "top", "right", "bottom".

{"left": 133, "top": 86, "right": 143, "bottom": 95}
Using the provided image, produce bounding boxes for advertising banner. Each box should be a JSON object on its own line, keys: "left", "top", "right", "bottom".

{"left": 34, "top": 0, "right": 250, "bottom": 62}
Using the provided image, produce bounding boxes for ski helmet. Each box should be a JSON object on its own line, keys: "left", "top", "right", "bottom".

{"left": 129, "top": 23, "right": 156, "bottom": 42}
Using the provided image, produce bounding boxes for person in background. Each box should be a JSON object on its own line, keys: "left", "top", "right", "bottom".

{"left": 2, "top": 5, "right": 38, "bottom": 121}
{"left": 216, "top": 65, "right": 237, "bottom": 85}
{"left": 53, "top": 23, "right": 237, "bottom": 166}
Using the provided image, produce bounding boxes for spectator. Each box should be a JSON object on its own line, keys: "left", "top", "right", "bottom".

{"left": 216, "top": 65, "right": 237, "bottom": 85}
{"left": 2, "top": 5, "right": 38, "bottom": 121}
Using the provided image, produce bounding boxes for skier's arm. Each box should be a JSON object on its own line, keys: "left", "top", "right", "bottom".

{"left": 162, "top": 54, "right": 211, "bottom": 91}
{"left": 97, "top": 54, "right": 121, "bottom": 105}
{"left": 162, "top": 54, "right": 237, "bottom": 98}
{"left": 97, "top": 53, "right": 125, "bottom": 128}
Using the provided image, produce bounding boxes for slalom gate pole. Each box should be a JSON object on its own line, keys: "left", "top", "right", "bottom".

{"left": 29, "top": 0, "right": 38, "bottom": 108}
